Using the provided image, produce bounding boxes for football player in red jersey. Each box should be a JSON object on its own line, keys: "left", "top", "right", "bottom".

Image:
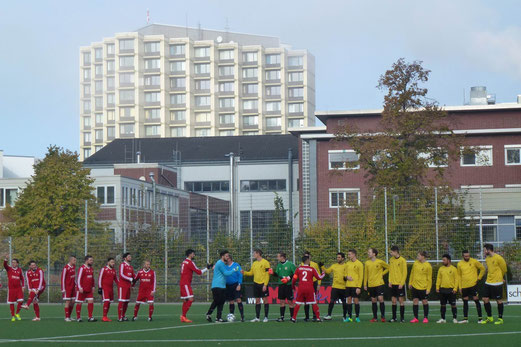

{"left": 98, "top": 257, "right": 118, "bottom": 322}
{"left": 22, "top": 260, "right": 46, "bottom": 321}
{"left": 291, "top": 255, "right": 325, "bottom": 323}
{"left": 75, "top": 255, "right": 96, "bottom": 322}
{"left": 132, "top": 260, "right": 156, "bottom": 321}
{"left": 180, "top": 249, "right": 212, "bottom": 323}
{"left": 61, "top": 255, "right": 77, "bottom": 322}
{"left": 118, "top": 252, "right": 135, "bottom": 321}
{"left": 4, "top": 254, "right": 24, "bottom": 321}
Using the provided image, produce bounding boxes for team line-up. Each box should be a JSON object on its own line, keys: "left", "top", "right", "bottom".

{"left": 2, "top": 243, "right": 507, "bottom": 325}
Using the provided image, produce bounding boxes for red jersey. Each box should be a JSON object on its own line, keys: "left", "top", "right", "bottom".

{"left": 292, "top": 265, "right": 324, "bottom": 291}
{"left": 26, "top": 268, "right": 46, "bottom": 291}
{"left": 61, "top": 264, "right": 76, "bottom": 292}
{"left": 135, "top": 269, "right": 156, "bottom": 294}
{"left": 119, "top": 262, "right": 135, "bottom": 287}
{"left": 4, "top": 260, "right": 24, "bottom": 289}
{"left": 98, "top": 265, "right": 118, "bottom": 289}
{"left": 77, "top": 264, "right": 95, "bottom": 293}
{"left": 180, "top": 258, "right": 205, "bottom": 286}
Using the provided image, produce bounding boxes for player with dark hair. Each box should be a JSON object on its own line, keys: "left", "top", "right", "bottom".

{"left": 133, "top": 260, "right": 156, "bottom": 321}
{"left": 301, "top": 251, "right": 321, "bottom": 321}
{"left": 225, "top": 254, "right": 244, "bottom": 322}
{"left": 436, "top": 254, "right": 459, "bottom": 324}
{"left": 364, "top": 248, "right": 389, "bottom": 322}
{"left": 275, "top": 252, "right": 296, "bottom": 322}
{"left": 481, "top": 243, "right": 507, "bottom": 325}
{"left": 345, "top": 249, "right": 364, "bottom": 323}
{"left": 242, "top": 249, "right": 272, "bottom": 322}
{"left": 180, "top": 249, "right": 211, "bottom": 323}
{"left": 321, "top": 252, "right": 348, "bottom": 321}
{"left": 99, "top": 257, "right": 118, "bottom": 322}
{"left": 61, "top": 255, "right": 76, "bottom": 322}
{"left": 118, "top": 252, "right": 135, "bottom": 321}
{"left": 457, "top": 250, "right": 485, "bottom": 323}
{"left": 389, "top": 246, "right": 407, "bottom": 322}
{"left": 206, "top": 250, "right": 240, "bottom": 322}
{"left": 22, "top": 260, "right": 46, "bottom": 321}
{"left": 291, "top": 255, "right": 325, "bottom": 323}
{"left": 4, "top": 254, "right": 24, "bottom": 321}
{"left": 75, "top": 255, "right": 96, "bottom": 322}
{"left": 409, "top": 251, "right": 432, "bottom": 323}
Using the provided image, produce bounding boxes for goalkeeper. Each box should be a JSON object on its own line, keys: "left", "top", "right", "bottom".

{"left": 274, "top": 252, "right": 297, "bottom": 322}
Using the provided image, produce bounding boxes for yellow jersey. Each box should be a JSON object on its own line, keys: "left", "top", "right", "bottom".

{"left": 363, "top": 259, "right": 389, "bottom": 287}
{"left": 322, "top": 263, "right": 348, "bottom": 289}
{"left": 436, "top": 265, "right": 459, "bottom": 291}
{"left": 301, "top": 260, "right": 321, "bottom": 285}
{"left": 485, "top": 253, "right": 507, "bottom": 284}
{"left": 457, "top": 258, "right": 485, "bottom": 289}
{"left": 345, "top": 259, "right": 364, "bottom": 288}
{"left": 409, "top": 260, "right": 432, "bottom": 291}
{"left": 243, "top": 258, "right": 271, "bottom": 285}
{"left": 389, "top": 256, "right": 407, "bottom": 286}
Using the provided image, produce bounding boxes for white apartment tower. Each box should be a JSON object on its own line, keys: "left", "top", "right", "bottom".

{"left": 79, "top": 24, "right": 315, "bottom": 160}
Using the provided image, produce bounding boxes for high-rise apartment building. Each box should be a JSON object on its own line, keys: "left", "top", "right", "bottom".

{"left": 79, "top": 24, "right": 315, "bottom": 160}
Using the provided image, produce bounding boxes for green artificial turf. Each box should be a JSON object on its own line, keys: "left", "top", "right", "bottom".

{"left": 0, "top": 302, "right": 520, "bottom": 346}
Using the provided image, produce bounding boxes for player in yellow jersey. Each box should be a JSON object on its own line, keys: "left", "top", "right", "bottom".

{"left": 242, "top": 249, "right": 271, "bottom": 322}
{"left": 364, "top": 248, "right": 389, "bottom": 322}
{"left": 457, "top": 250, "right": 485, "bottom": 323}
{"left": 345, "top": 249, "right": 364, "bottom": 323}
{"left": 388, "top": 246, "right": 407, "bottom": 322}
{"left": 321, "top": 252, "right": 348, "bottom": 321}
{"left": 302, "top": 251, "right": 321, "bottom": 321}
{"left": 436, "top": 254, "right": 459, "bottom": 324}
{"left": 408, "top": 251, "right": 432, "bottom": 323}
{"left": 481, "top": 244, "right": 507, "bottom": 325}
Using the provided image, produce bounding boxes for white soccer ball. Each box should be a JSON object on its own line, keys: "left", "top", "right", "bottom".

{"left": 227, "top": 313, "right": 236, "bottom": 322}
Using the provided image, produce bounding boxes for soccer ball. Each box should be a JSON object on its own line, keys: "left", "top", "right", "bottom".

{"left": 227, "top": 313, "right": 236, "bottom": 322}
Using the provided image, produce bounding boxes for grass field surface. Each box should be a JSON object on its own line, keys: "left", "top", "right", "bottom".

{"left": 0, "top": 302, "right": 519, "bottom": 346}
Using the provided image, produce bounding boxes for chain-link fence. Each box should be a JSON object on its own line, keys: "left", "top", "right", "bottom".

{"left": 1, "top": 187, "right": 520, "bottom": 303}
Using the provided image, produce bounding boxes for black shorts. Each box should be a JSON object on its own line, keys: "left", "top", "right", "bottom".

{"left": 483, "top": 284, "right": 503, "bottom": 300}
{"left": 313, "top": 281, "right": 318, "bottom": 293}
{"left": 411, "top": 288, "right": 428, "bottom": 301}
{"left": 331, "top": 288, "right": 346, "bottom": 302}
{"left": 461, "top": 285, "right": 479, "bottom": 298}
{"left": 211, "top": 287, "right": 226, "bottom": 305}
{"left": 391, "top": 285, "right": 406, "bottom": 298}
{"left": 439, "top": 288, "right": 456, "bottom": 305}
{"left": 345, "top": 287, "right": 360, "bottom": 298}
{"left": 278, "top": 285, "right": 294, "bottom": 301}
{"left": 368, "top": 285, "right": 385, "bottom": 298}
{"left": 225, "top": 283, "right": 242, "bottom": 301}
{"left": 253, "top": 283, "right": 269, "bottom": 298}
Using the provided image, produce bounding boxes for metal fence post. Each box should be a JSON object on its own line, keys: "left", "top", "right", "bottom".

{"left": 8, "top": 236, "right": 12, "bottom": 262}
{"left": 479, "top": 188, "right": 484, "bottom": 259}
{"left": 164, "top": 203, "right": 168, "bottom": 303}
{"left": 384, "top": 188, "right": 389, "bottom": 263}
{"left": 47, "top": 234, "right": 50, "bottom": 304}
{"left": 337, "top": 191, "right": 341, "bottom": 252}
{"left": 206, "top": 195, "right": 210, "bottom": 302}
{"left": 435, "top": 187, "right": 439, "bottom": 262}
{"left": 84, "top": 200, "right": 88, "bottom": 256}
{"left": 250, "top": 194, "right": 253, "bottom": 267}
{"left": 123, "top": 206, "right": 127, "bottom": 253}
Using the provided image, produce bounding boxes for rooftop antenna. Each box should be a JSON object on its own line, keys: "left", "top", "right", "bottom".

{"left": 146, "top": 8, "right": 150, "bottom": 24}
{"left": 224, "top": 17, "right": 230, "bottom": 42}
{"left": 198, "top": 22, "right": 202, "bottom": 40}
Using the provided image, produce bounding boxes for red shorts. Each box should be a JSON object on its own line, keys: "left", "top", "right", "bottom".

{"left": 118, "top": 285, "right": 131, "bottom": 302}
{"left": 180, "top": 284, "right": 193, "bottom": 299}
{"left": 7, "top": 287, "right": 24, "bottom": 304}
{"left": 62, "top": 286, "right": 76, "bottom": 301}
{"left": 102, "top": 287, "right": 114, "bottom": 302}
{"left": 75, "top": 290, "right": 94, "bottom": 302}
{"left": 136, "top": 291, "right": 154, "bottom": 304}
{"left": 295, "top": 288, "right": 316, "bottom": 305}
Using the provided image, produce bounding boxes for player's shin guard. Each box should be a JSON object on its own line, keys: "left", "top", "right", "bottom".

{"left": 498, "top": 303, "right": 504, "bottom": 318}
{"left": 122, "top": 302, "right": 129, "bottom": 317}
{"left": 355, "top": 303, "right": 360, "bottom": 317}
{"left": 255, "top": 304, "right": 261, "bottom": 319}
{"left": 16, "top": 302, "right": 22, "bottom": 314}
{"left": 484, "top": 302, "right": 492, "bottom": 317}
{"left": 280, "top": 306, "right": 286, "bottom": 318}
{"left": 10, "top": 304, "right": 15, "bottom": 316}
{"left": 379, "top": 302, "right": 385, "bottom": 318}
{"left": 463, "top": 300, "right": 469, "bottom": 319}
{"left": 229, "top": 303, "right": 235, "bottom": 314}
{"left": 88, "top": 302, "right": 94, "bottom": 318}
{"left": 34, "top": 303, "right": 40, "bottom": 318}
{"left": 371, "top": 302, "right": 378, "bottom": 319}
{"left": 264, "top": 303, "right": 269, "bottom": 318}
{"left": 474, "top": 300, "right": 482, "bottom": 318}
{"left": 423, "top": 304, "right": 429, "bottom": 318}
{"left": 392, "top": 304, "right": 397, "bottom": 320}
{"left": 400, "top": 305, "right": 405, "bottom": 321}
{"left": 76, "top": 304, "right": 82, "bottom": 319}
{"left": 103, "top": 301, "right": 110, "bottom": 317}
{"left": 440, "top": 305, "right": 446, "bottom": 320}
{"left": 413, "top": 304, "right": 419, "bottom": 319}
{"left": 118, "top": 302, "right": 123, "bottom": 319}
{"left": 134, "top": 304, "right": 140, "bottom": 317}
{"left": 292, "top": 304, "right": 300, "bottom": 319}
{"left": 312, "top": 304, "right": 320, "bottom": 320}
{"left": 347, "top": 303, "right": 352, "bottom": 318}
{"left": 64, "top": 305, "right": 69, "bottom": 318}
{"left": 149, "top": 304, "right": 154, "bottom": 318}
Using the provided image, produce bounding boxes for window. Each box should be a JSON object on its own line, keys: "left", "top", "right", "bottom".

{"left": 83, "top": 84, "right": 91, "bottom": 97}
{"left": 170, "top": 44, "right": 185, "bottom": 55}
{"left": 144, "top": 75, "right": 160, "bottom": 86}
{"left": 83, "top": 132, "right": 91, "bottom": 143}
{"left": 83, "top": 116, "right": 91, "bottom": 127}
{"left": 97, "top": 186, "right": 115, "bottom": 205}
{"left": 242, "top": 68, "right": 258, "bottom": 78}
{"left": 119, "top": 90, "right": 134, "bottom": 102}
{"left": 119, "top": 107, "right": 134, "bottom": 118}
{"left": 266, "top": 86, "right": 281, "bottom": 96}
{"left": 219, "top": 66, "right": 234, "bottom": 77}
{"left": 145, "top": 125, "right": 160, "bottom": 136}
{"left": 329, "top": 189, "right": 360, "bottom": 208}
{"left": 240, "top": 180, "right": 286, "bottom": 192}
{"left": 107, "top": 126, "right": 115, "bottom": 138}
{"left": 119, "top": 39, "right": 134, "bottom": 50}
{"left": 144, "top": 41, "right": 160, "bottom": 53}
{"left": 265, "top": 101, "right": 281, "bottom": 112}
{"left": 107, "top": 93, "right": 114, "bottom": 105}
{"left": 170, "top": 61, "right": 186, "bottom": 72}
{"left": 243, "top": 52, "right": 258, "bottom": 62}
{"left": 95, "top": 64, "right": 103, "bottom": 76}
{"left": 95, "top": 113, "right": 103, "bottom": 124}
{"left": 107, "top": 60, "right": 115, "bottom": 73}
{"left": 266, "top": 117, "right": 281, "bottom": 127}
{"left": 505, "top": 145, "right": 521, "bottom": 165}
{"left": 288, "top": 103, "right": 304, "bottom": 113}
{"left": 83, "top": 148, "right": 91, "bottom": 158}
{"left": 94, "top": 145, "right": 103, "bottom": 152}
{"left": 288, "top": 56, "right": 303, "bottom": 66}
{"left": 289, "top": 87, "right": 304, "bottom": 98}
{"left": 195, "top": 79, "right": 211, "bottom": 90}
{"left": 95, "top": 129, "right": 103, "bottom": 141}
{"left": 219, "top": 49, "right": 234, "bottom": 60}
{"left": 119, "top": 56, "right": 134, "bottom": 68}
{"left": 83, "top": 52, "right": 91, "bottom": 65}
{"left": 170, "top": 77, "right": 186, "bottom": 88}
{"left": 195, "top": 112, "right": 211, "bottom": 122}
{"left": 418, "top": 149, "right": 448, "bottom": 168}
{"left": 242, "top": 83, "right": 258, "bottom": 94}
{"left": 145, "top": 108, "right": 160, "bottom": 120}
{"left": 120, "top": 123, "right": 134, "bottom": 135}
{"left": 329, "top": 150, "right": 359, "bottom": 170}
{"left": 171, "top": 110, "right": 186, "bottom": 121}
{"left": 243, "top": 131, "right": 258, "bottom": 136}
{"left": 185, "top": 181, "right": 229, "bottom": 193}
{"left": 266, "top": 54, "right": 281, "bottom": 64}
{"left": 171, "top": 127, "right": 185, "bottom": 137}
{"left": 195, "top": 128, "right": 210, "bottom": 137}
{"left": 107, "top": 77, "right": 115, "bottom": 89}
{"left": 170, "top": 94, "right": 186, "bottom": 105}
{"left": 474, "top": 218, "right": 498, "bottom": 242}
{"left": 288, "top": 71, "right": 303, "bottom": 82}
{"left": 220, "top": 130, "right": 234, "bottom": 136}
{"left": 266, "top": 70, "right": 281, "bottom": 80}
{"left": 107, "top": 110, "right": 115, "bottom": 121}
{"left": 219, "top": 82, "right": 234, "bottom": 92}
{"left": 243, "top": 115, "right": 258, "bottom": 126}
{"left": 516, "top": 218, "right": 521, "bottom": 240}
{"left": 83, "top": 100, "right": 91, "bottom": 112}
{"left": 83, "top": 68, "right": 91, "bottom": 81}
{"left": 145, "top": 59, "right": 160, "bottom": 70}
{"left": 194, "top": 47, "right": 210, "bottom": 58}
{"left": 119, "top": 72, "right": 134, "bottom": 84}
{"left": 220, "top": 114, "right": 234, "bottom": 124}
{"left": 243, "top": 100, "right": 258, "bottom": 110}
{"left": 195, "top": 63, "right": 210, "bottom": 74}
{"left": 106, "top": 43, "right": 115, "bottom": 55}
{"left": 288, "top": 118, "right": 304, "bottom": 128}
{"left": 461, "top": 146, "right": 493, "bottom": 166}
{"left": 95, "top": 80, "right": 103, "bottom": 93}
{"left": 219, "top": 97, "right": 235, "bottom": 108}
{"left": 145, "top": 92, "right": 160, "bottom": 102}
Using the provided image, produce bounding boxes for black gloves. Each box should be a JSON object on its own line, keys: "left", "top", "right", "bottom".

{"left": 207, "top": 263, "right": 213, "bottom": 270}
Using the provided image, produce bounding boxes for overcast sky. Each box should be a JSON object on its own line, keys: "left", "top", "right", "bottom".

{"left": 1, "top": 0, "right": 521, "bottom": 157}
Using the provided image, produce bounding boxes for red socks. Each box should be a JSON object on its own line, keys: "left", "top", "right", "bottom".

{"left": 134, "top": 304, "right": 140, "bottom": 318}
{"left": 123, "top": 302, "right": 129, "bottom": 316}
{"left": 292, "top": 304, "right": 301, "bottom": 319}
{"left": 88, "top": 302, "right": 94, "bottom": 318}
{"left": 149, "top": 304, "right": 154, "bottom": 319}
{"left": 312, "top": 304, "right": 320, "bottom": 320}
{"left": 103, "top": 302, "right": 110, "bottom": 317}
{"left": 10, "top": 304, "right": 15, "bottom": 316}
{"left": 118, "top": 302, "right": 123, "bottom": 319}
{"left": 182, "top": 300, "right": 193, "bottom": 316}
{"left": 26, "top": 292, "right": 36, "bottom": 307}
{"left": 34, "top": 303, "right": 40, "bottom": 318}
{"left": 76, "top": 304, "right": 82, "bottom": 319}
{"left": 16, "top": 302, "right": 22, "bottom": 314}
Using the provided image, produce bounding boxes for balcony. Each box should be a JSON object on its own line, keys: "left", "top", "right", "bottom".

{"left": 144, "top": 50, "right": 160, "bottom": 57}
{"left": 242, "top": 61, "right": 258, "bottom": 66}
{"left": 242, "top": 124, "right": 258, "bottom": 130}
{"left": 144, "top": 84, "right": 161, "bottom": 90}
{"left": 287, "top": 64, "right": 303, "bottom": 70}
